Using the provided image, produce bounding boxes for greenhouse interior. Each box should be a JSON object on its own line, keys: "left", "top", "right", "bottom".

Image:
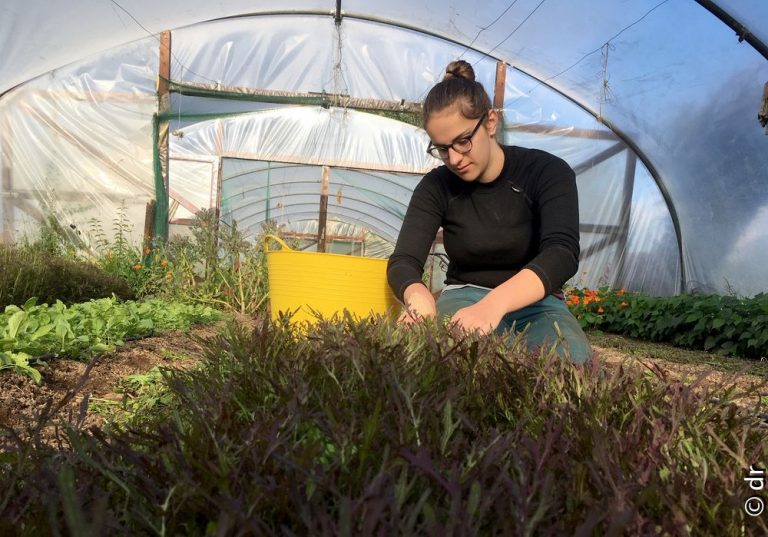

{"left": 1, "top": 0, "right": 766, "bottom": 298}
{"left": 4, "top": 2, "right": 768, "bottom": 534}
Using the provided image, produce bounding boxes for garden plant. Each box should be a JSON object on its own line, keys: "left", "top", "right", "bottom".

{"left": 0, "top": 316, "right": 766, "bottom": 535}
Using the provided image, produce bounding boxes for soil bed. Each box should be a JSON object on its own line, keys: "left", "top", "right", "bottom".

{"left": 0, "top": 323, "right": 221, "bottom": 444}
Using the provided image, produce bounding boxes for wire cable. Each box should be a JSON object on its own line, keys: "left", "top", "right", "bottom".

{"left": 479, "top": 0, "right": 547, "bottom": 62}
{"left": 543, "top": 0, "right": 670, "bottom": 84}
{"left": 459, "top": 0, "right": 520, "bottom": 60}
{"left": 503, "top": 0, "right": 671, "bottom": 113}
{"left": 107, "top": 0, "right": 220, "bottom": 86}
{"left": 416, "top": 1, "right": 521, "bottom": 103}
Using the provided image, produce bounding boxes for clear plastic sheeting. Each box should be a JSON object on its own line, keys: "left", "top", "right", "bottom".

{"left": 172, "top": 15, "right": 498, "bottom": 103}
{"left": 502, "top": 67, "right": 680, "bottom": 295}
{"left": 170, "top": 107, "right": 438, "bottom": 173}
{"left": 0, "top": 37, "right": 159, "bottom": 246}
{"left": 172, "top": 17, "right": 337, "bottom": 93}
{"left": 219, "top": 158, "right": 420, "bottom": 245}
{"left": 0, "top": 1, "right": 329, "bottom": 96}
{"left": 330, "top": 168, "right": 418, "bottom": 240}
{"left": 168, "top": 158, "right": 218, "bottom": 222}
{"left": 623, "top": 169, "right": 681, "bottom": 296}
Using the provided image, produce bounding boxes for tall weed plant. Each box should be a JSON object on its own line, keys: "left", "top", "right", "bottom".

{"left": 83, "top": 206, "right": 272, "bottom": 314}
{"left": 162, "top": 209, "right": 272, "bottom": 314}
{"left": 0, "top": 245, "right": 134, "bottom": 309}
{"left": 1, "top": 317, "right": 766, "bottom": 535}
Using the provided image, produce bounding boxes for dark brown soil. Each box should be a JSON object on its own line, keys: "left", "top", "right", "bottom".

{"left": 0, "top": 322, "right": 222, "bottom": 446}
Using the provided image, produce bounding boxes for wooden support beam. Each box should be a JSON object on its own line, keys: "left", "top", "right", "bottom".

{"left": 317, "top": 166, "right": 330, "bottom": 252}
{"left": 493, "top": 61, "right": 507, "bottom": 132}
{"left": 580, "top": 223, "right": 621, "bottom": 235}
{"left": 503, "top": 122, "right": 618, "bottom": 141}
{"left": 143, "top": 200, "right": 156, "bottom": 249}
{"left": 155, "top": 30, "right": 172, "bottom": 241}
{"left": 168, "top": 188, "right": 203, "bottom": 216}
{"left": 581, "top": 233, "right": 620, "bottom": 260}
{"left": 215, "top": 156, "right": 224, "bottom": 221}
{"left": 158, "top": 31, "right": 172, "bottom": 115}
{"left": 0, "top": 195, "right": 45, "bottom": 223}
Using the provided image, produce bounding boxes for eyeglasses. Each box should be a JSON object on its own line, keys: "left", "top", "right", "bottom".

{"left": 426, "top": 112, "right": 487, "bottom": 159}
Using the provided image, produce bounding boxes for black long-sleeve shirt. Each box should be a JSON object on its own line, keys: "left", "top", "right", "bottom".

{"left": 387, "top": 145, "right": 580, "bottom": 302}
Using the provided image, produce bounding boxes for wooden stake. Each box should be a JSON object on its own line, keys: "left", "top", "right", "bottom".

{"left": 493, "top": 61, "right": 507, "bottom": 135}
{"left": 318, "top": 166, "right": 330, "bottom": 252}
{"left": 143, "top": 200, "right": 156, "bottom": 248}
{"left": 158, "top": 31, "right": 172, "bottom": 115}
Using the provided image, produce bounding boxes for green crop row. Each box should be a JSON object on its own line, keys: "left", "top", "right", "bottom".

{"left": 0, "top": 297, "right": 221, "bottom": 383}
{"left": 566, "top": 288, "right": 768, "bottom": 359}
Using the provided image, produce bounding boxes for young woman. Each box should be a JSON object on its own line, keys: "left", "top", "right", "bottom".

{"left": 387, "top": 60, "right": 592, "bottom": 363}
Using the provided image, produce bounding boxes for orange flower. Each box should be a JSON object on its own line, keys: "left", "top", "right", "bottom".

{"left": 143, "top": 248, "right": 151, "bottom": 255}
{"left": 132, "top": 264, "right": 142, "bottom": 270}
{"left": 616, "top": 288, "right": 626, "bottom": 297}
{"left": 620, "top": 301, "right": 629, "bottom": 308}
{"left": 597, "top": 307, "right": 604, "bottom": 314}
{"left": 160, "top": 260, "right": 168, "bottom": 267}
{"left": 570, "top": 295, "right": 581, "bottom": 305}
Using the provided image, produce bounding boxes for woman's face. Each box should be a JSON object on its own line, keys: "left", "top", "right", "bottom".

{"left": 425, "top": 106, "right": 500, "bottom": 183}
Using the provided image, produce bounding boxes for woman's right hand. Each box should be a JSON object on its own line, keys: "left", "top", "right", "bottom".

{"left": 399, "top": 283, "right": 437, "bottom": 325}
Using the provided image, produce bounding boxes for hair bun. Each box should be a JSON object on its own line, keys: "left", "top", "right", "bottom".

{"left": 443, "top": 60, "right": 476, "bottom": 82}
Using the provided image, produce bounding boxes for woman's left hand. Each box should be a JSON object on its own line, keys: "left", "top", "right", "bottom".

{"left": 450, "top": 300, "right": 505, "bottom": 335}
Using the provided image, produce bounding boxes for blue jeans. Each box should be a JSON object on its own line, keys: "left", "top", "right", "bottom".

{"left": 436, "top": 286, "right": 592, "bottom": 364}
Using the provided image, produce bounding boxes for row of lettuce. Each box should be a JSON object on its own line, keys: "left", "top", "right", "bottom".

{"left": 1, "top": 297, "right": 220, "bottom": 383}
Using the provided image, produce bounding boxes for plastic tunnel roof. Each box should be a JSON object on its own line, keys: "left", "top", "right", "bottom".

{"left": 1, "top": 1, "right": 767, "bottom": 296}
